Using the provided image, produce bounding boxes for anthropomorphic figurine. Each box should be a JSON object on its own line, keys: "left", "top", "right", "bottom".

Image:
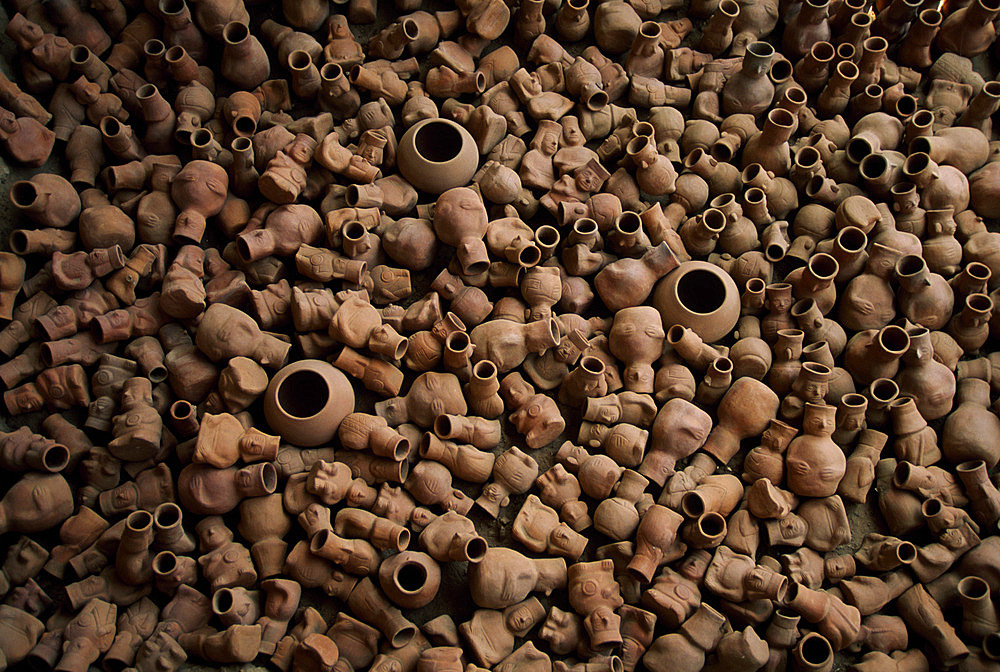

{"left": 704, "top": 546, "right": 787, "bottom": 603}
{"left": 0, "top": 106, "right": 55, "bottom": 166}
{"left": 502, "top": 372, "right": 566, "bottom": 449}
{"left": 196, "top": 516, "right": 257, "bottom": 591}
{"left": 5, "top": 13, "right": 74, "bottom": 79}
{"left": 742, "top": 419, "right": 798, "bottom": 485}
{"left": 520, "top": 119, "right": 561, "bottom": 191}
{"left": 1, "top": 537, "right": 49, "bottom": 591}
{"left": 785, "top": 403, "right": 845, "bottom": 498}
{"left": 538, "top": 606, "right": 587, "bottom": 657}
{"left": 306, "top": 460, "right": 355, "bottom": 505}
{"left": 513, "top": 495, "right": 588, "bottom": 559}
{"left": 763, "top": 513, "right": 809, "bottom": 547}
{"left": 535, "top": 464, "right": 590, "bottom": 532}
{"left": 217, "top": 358, "right": 269, "bottom": 413}
{"left": 258, "top": 133, "right": 317, "bottom": 204}
{"left": 69, "top": 77, "right": 127, "bottom": 125}
{"left": 460, "top": 597, "right": 546, "bottom": 667}
{"left": 477, "top": 447, "right": 539, "bottom": 518}
{"left": 641, "top": 567, "right": 701, "bottom": 628}
{"left": 57, "top": 598, "right": 117, "bottom": 672}
{"left": 568, "top": 559, "right": 625, "bottom": 650}
{"left": 540, "top": 159, "right": 611, "bottom": 215}
{"left": 133, "top": 629, "right": 187, "bottom": 672}
{"left": 107, "top": 377, "right": 162, "bottom": 462}
{"left": 554, "top": 115, "right": 598, "bottom": 175}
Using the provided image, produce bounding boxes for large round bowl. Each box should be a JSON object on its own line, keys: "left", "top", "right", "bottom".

{"left": 652, "top": 261, "right": 741, "bottom": 344}
{"left": 397, "top": 118, "right": 479, "bottom": 194}
{"left": 263, "top": 359, "right": 355, "bottom": 447}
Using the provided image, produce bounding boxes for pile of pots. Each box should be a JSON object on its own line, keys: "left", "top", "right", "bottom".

{"left": 3, "top": 0, "right": 1000, "bottom": 670}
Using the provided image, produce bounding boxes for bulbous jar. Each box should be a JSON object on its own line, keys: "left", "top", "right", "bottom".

{"left": 263, "top": 359, "right": 355, "bottom": 446}
{"left": 896, "top": 327, "right": 955, "bottom": 421}
{"left": 943, "top": 378, "right": 1000, "bottom": 468}
{"left": 785, "top": 403, "right": 844, "bottom": 498}
{"left": 397, "top": 118, "right": 479, "bottom": 195}
{"left": 378, "top": 551, "right": 441, "bottom": 609}
{"left": 652, "top": 261, "right": 740, "bottom": 343}
{"left": 938, "top": 0, "right": 1000, "bottom": 57}
{"left": 782, "top": 0, "right": 831, "bottom": 60}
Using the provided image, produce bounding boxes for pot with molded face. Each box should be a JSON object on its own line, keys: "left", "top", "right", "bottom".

{"left": 652, "top": 261, "right": 740, "bottom": 343}
{"left": 263, "top": 359, "right": 355, "bottom": 447}
{"left": 397, "top": 118, "right": 479, "bottom": 194}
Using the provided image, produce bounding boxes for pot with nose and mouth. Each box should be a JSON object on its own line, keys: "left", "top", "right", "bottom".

{"left": 785, "top": 403, "right": 844, "bottom": 498}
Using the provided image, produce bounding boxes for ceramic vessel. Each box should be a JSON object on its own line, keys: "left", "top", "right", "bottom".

{"left": 652, "top": 261, "right": 740, "bottom": 343}
{"left": 397, "top": 118, "right": 479, "bottom": 194}
{"left": 264, "top": 359, "right": 355, "bottom": 447}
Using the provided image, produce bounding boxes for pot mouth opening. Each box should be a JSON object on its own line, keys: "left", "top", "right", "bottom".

{"left": 676, "top": 268, "right": 727, "bottom": 315}
{"left": 160, "top": 0, "right": 185, "bottom": 15}
{"left": 414, "top": 120, "right": 464, "bottom": 164}
{"left": 277, "top": 369, "right": 330, "bottom": 419}
{"left": 700, "top": 512, "right": 725, "bottom": 536}
{"left": 800, "top": 633, "right": 833, "bottom": 664}
{"left": 223, "top": 21, "right": 249, "bottom": 44}
{"left": 465, "top": 536, "right": 488, "bottom": 562}
{"left": 9, "top": 181, "right": 38, "bottom": 208}
{"left": 145, "top": 39, "right": 167, "bottom": 57}
{"left": 473, "top": 360, "right": 497, "bottom": 381}
{"left": 536, "top": 225, "right": 559, "bottom": 247}
{"left": 870, "top": 378, "right": 899, "bottom": 402}
{"left": 859, "top": 153, "right": 887, "bottom": 179}
{"left": 396, "top": 561, "right": 428, "bottom": 593}
{"left": 769, "top": 58, "right": 793, "bottom": 82}
{"left": 155, "top": 502, "right": 182, "bottom": 527}
{"left": 153, "top": 551, "right": 176, "bottom": 574}
{"left": 8, "top": 230, "right": 29, "bottom": 254}
{"left": 44, "top": 444, "right": 70, "bottom": 472}
{"left": 837, "top": 226, "right": 867, "bottom": 252}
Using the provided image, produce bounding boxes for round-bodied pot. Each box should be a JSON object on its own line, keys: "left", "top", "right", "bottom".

{"left": 263, "top": 359, "right": 355, "bottom": 446}
{"left": 652, "top": 261, "right": 740, "bottom": 343}
{"left": 397, "top": 118, "right": 479, "bottom": 194}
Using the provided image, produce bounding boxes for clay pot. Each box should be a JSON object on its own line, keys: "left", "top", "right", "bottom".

{"left": 702, "top": 377, "right": 780, "bottom": 464}
{"left": 785, "top": 403, "right": 845, "bottom": 497}
{"left": 937, "top": 0, "right": 999, "bottom": 57}
{"left": 9, "top": 173, "right": 81, "bottom": 229}
{"left": 0, "top": 472, "right": 74, "bottom": 534}
{"left": 220, "top": 21, "right": 270, "bottom": 89}
{"left": 722, "top": 41, "right": 775, "bottom": 116}
{"left": 643, "top": 603, "right": 726, "bottom": 672}
{"left": 643, "top": 398, "right": 712, "bottom": 486}
{"left": 377, "top": 551, "right": 441, "bottom": 609}
{"left": 264, "top": 359, "right": 354, "bottom": 447}
{"left": 171, "top": 160, "right": 229, "bottom": 244}
{"left": 469, "top": 548, "right": 566, "bottom": 609}
{"left": 653, "top": 261, "right": 740, "bottom": 344}
{"left": 397, "top": 118, "right": 479, "bottom": 195}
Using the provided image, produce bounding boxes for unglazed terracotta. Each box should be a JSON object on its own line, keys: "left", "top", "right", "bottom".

{"left": 263, "top": 359, "right": 354, "bottom": 447}
{"left": 653, "top": 260, "right": 740, "bottom": 343}
{"left": 397, "top": 118, "right": 479, "bottom": 194}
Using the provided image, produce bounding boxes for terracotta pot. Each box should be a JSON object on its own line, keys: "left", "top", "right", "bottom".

{"left": 653, "top": 260, "right": 740, "bottom": 343}
{"left": 397, "top": 118, "right": 479, "bottom": 195}
{"left": 722, "top": 41, "right": 775, "bottom": 116}
{"left": 264, "top": 359, "right": 355, "bottom": 447}
{"left": 377, "top": 551, "right": 441, "bottom": 609}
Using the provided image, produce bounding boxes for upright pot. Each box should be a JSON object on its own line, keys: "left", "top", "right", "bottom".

{"left": 652, "top": 261, "right": 740, "bottom": 343}
{"left": 397, "top": 118, "right": 479, "bottom": 194}
{"left": 263, "top": 359, "right": 355, "bottom": 446}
